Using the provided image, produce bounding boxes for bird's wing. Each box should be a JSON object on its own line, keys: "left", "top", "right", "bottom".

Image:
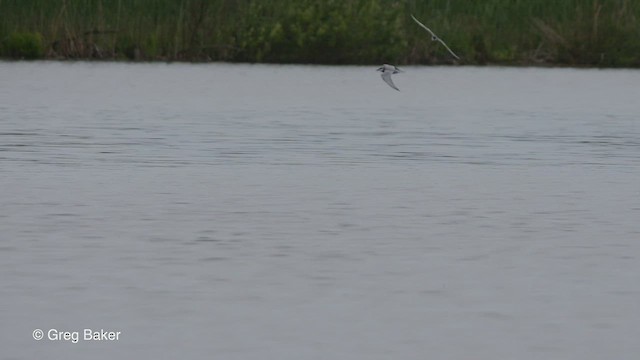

{"left": 410, "top": 14, "right": 460, "bottom": 60}
{"left": 381, "top": 72, "right": 400, "bottom": 91}
{"left": 435, "top": 38, "right": 460, "bottom": 60}
{"left": 410, "top": 14, "right": 438, "bottom": 39}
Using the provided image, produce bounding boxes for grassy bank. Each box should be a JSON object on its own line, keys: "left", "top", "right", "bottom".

{"left": 1, "top": 0, "right": 639, "bottom": 66}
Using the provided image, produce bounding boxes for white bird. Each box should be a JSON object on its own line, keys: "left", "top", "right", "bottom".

{"left": 410, "top": 14, "right": 460, "bottom": 60}
{"left": 377, "top": 64, "right": 403, "bottom": 91}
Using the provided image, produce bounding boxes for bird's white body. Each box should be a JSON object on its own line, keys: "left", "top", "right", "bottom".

{"left": 410, "top": 14, "right": 460, "bottom": 60}
{"left": 377, "top": 64, "right": 403, "bottom": 91}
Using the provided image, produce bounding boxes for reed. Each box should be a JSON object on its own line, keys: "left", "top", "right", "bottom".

{"left": 1, "top": 0, "right": 639, "bottom": 66}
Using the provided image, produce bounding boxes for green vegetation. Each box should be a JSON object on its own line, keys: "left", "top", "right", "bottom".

{"left": 1, "top": 32, "right": 44, "bottom": 59}
{"left": 1, "top": 0, "right": 639, "bottom": 66}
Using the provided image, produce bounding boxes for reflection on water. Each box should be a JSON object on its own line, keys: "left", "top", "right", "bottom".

{"left": 1, "top": 62, "right": 640, "bottom": 360}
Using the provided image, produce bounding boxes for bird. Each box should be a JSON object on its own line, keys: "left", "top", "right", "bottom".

{"left": 410, "top": 14, "right": 460, "bottom": 60}
{"left": 377, "top": 64, "right": 403, "bottom": 91}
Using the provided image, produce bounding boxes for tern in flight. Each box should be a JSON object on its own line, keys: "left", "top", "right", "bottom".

{"left": 377, "top": 64, "right": 403, "bottom": 91}
{"left": 410, "top": 14, "right": 460, "bottom": 60}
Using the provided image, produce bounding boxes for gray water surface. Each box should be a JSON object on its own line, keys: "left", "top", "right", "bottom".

{"left": 1, "top": 62, "right": 640, "bottom": 359}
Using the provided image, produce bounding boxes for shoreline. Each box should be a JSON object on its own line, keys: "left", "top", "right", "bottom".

{"left": 2, "top": 58, "right": 639, "bottom": 69}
